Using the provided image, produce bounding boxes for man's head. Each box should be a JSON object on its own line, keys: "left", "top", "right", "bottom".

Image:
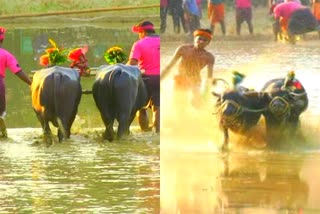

{"left": 0, "top": 27, "right": 6, "bottom": 42}
{"left": 193, "top": 29, "right": 212, "bottom": 49}
{"left": 132, "top": 20, "right": 155, "bottom": 39}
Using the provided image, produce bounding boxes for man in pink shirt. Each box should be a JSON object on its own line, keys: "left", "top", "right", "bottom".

{"left": 0, "top": 27, "right": 32, "bottom": 137}
{"left": 273, "top": 0, "right": 317, "bottom": 42}
{"left": 235, "top": 0, "right": 254, "bottom": 35}
{"left": 127, "top": 20, "right": 160, "bottom": 133}
{"left": 273, "top": 0, "right": 302, "bottom": 28}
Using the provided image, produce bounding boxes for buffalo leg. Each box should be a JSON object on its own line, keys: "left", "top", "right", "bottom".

{"left": 152, "top": 106, "right": 160, "bottom": 133}
{"left": 137, "top": 109, "right": 151, "bottom": 131}
{"left": 43, "top": 122, "right": 53, "bottom": 145}
{"left": 289, "top": 115, "right": 305, "bottom": 143}
{"left": 100, "top": 111, "right": 115, "bottom": 141}
{"left": 35, "top": 111, "right": 53, "bottom": 145}
{"left": 117, "top": 113, "right": 130, "bottom": 139}
{"left": 103, "top": 121, "right": 115, "bottom": 141}
{"left": 222, "top": 128, "right": 229, "bottom": 152}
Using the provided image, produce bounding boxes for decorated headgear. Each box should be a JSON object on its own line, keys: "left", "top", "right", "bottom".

{"left": 0, "top": 27, "right": 7, "bottom": 41}
{"left": 68, "top": 48, "right": 83, "bottom": 61}
{"left": 39, "top": 39, "right": 68, "bottom": 67}
{"left": 193, "top": 29, "right": 213, "bottom": 41}
{"left": 132, "top": 21, "right": 155, "bottom": 33}
{"left": 104, "top": 46, "right": 127, "bottom": 65}
{"left": 232, "top": 71, "right": 246, "bottom": 85}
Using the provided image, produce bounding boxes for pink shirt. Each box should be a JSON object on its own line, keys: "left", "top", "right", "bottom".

{"left": 0, "top": 48, "right": 21, "bottom": 78}
{"left": 129, "top": 36, "right": 160, "bottom": 75}
{"left": 274, "top": 1, "right": 302, "bottom": 19}
{"left": 235, "top": 0, "right": 252, "bottom": 8}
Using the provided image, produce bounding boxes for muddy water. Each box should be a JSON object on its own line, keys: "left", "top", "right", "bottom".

{"left": 0, "top": 128, "right": 159, "bottom": 213}
{"left": 0, "top": 17, "right": 160, "bottom": 213}
{"left": 161, "top": 39, "right": 320, "bottom": 213}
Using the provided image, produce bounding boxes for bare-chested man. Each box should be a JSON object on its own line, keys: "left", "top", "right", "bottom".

{"left": 161, "top": 28, "right": 215, "bottom": 107}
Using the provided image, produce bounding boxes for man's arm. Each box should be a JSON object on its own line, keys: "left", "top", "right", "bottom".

{"left": 127, "top": 58, "right": 138, "bottom": 66}
{"left": 160, "top": 46, "right": 183, "bottom": 81}
{"left": 16, "top": 70, "right": 32, "bottom": 85}
{"left": 207, "top": 54, "right": 215, "bottom": 80}
{"left": 203, "top": 54, "right": 215, "bottom": 94}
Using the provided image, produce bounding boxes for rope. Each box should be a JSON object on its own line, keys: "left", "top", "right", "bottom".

{"left": 213, "top": 99, "right": 267, "bottom": 116}
{"left": 289, "top": 91, "right": 307, "bottom": 97}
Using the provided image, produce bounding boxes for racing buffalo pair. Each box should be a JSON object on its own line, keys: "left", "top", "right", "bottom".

{"left": 213, "top": 77, "right": 308, "bottom": 151}
{"left": 31, "top": 65, "right": 149, "bottom": 144}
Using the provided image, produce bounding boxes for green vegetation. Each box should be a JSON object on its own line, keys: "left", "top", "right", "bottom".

{"left": 0, "top": 0, "right": 158, "bottom": 16}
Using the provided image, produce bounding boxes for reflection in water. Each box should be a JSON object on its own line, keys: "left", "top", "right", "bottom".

{"left": 161, "top": 40, "right": 320, "bottom": 213}
{"left": 161, "top": 147, "right": 320, "bottom": 213}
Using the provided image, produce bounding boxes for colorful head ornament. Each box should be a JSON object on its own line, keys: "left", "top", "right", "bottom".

{"left": 68, "top": 48, "right": 83, "bottom": 61}
{"left": 132, "top": 21, "right": 155, "bottom": 33}
{"left": 232, "top": 71, "right": 246, "bottom": 85}
{"left": 104, "top": 46, "right": 127, "bottom": 65}
{"left": 0, "top": 27, "right": 6, "bottom": 41}
{"left": 39, "top": 39, "right": 68, "bottom": 67}
{"left": 193, "top": 29, "right": 213, "bottom": 41}
{"left": 287, "top": 70, "right": 295, "bottom": 80}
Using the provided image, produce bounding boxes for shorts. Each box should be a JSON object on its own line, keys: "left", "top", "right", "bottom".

{"left": 174, "top": 74, "right": 200, "bottom": 90}
{"left": 143, "top": 74, "right": 160, "bottom": 107}
{"left": 236, "top": 7, "right": 252, "bottom": 24}
{"left": 208, "top": 3, "right": 225, "bottom": 24}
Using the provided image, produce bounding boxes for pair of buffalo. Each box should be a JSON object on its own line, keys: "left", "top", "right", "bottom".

{"left": 213, "top": 78, "right": 308, "bottom": 151}
{"left": 31, "top": 65, "right": 148, "bottom": 144}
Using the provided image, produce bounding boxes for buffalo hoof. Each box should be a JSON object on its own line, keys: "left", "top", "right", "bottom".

{"left": 103, "top": 132, "right": 114, "bottom": 142}
{"left": 221, "top": 144, "right": 229, "bottom": 153}
{"left": 0, "top": 118, "right": 7, "bottom": 138}
{"left": 0, "top": 129, "right": 7, "bottom": 138}
{"left": 141, "top": 127, "right": 153, "bottom": 132}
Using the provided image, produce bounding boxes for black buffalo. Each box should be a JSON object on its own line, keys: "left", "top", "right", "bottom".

{"left": 92, "top": 64, "right": 148, "bottom": 141}
{"left": 213, "top": 90, "right": 270, "bottom": 151}
{"left": 212, "top": 77, "right": 308, "bottom": 150}
{"left": 31, "top": 66, "right": 82, "bottom": 144}
{"left": 261, "top": 78, "right": 308, "bottom": 146}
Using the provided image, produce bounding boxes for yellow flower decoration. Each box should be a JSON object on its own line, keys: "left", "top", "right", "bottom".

{"left": 104, "top": 46, "right": 127, "bottom": 65}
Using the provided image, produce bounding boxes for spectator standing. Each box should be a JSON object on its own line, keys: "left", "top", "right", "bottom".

{"left": 235, "top": 0, "right": 254, "bottom": 35}
{"left": 169, "top": 0, "right": 188, "bottom": 33}
{"left": 311, "top": 0, "right": 320, "bottom": 38}
{"left": 208, "top": 0, "right": 226, "bottom": 35}
{"left": 183, "top": 0, "right": 201, "bottom": 39}
{"left": 160, "top": 0, "right": 169, "bottom": 33}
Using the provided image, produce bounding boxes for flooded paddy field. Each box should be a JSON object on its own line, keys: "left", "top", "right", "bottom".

{"left": 161, "top": 38, "right": 320, "bottom": 213}
{"left": 0, "top": 14, "right": 160, "bottom": 213}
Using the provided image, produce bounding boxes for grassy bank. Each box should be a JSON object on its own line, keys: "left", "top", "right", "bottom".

{"left": 0, "top": 0, "right": 158, "bottom": 16}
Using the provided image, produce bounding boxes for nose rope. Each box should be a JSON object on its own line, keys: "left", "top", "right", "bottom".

{"left": 289, "top": 91, "right": 307, "bottom": 97}
{"left": 221, "top": 100, "right": 243, "bottom": 117}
